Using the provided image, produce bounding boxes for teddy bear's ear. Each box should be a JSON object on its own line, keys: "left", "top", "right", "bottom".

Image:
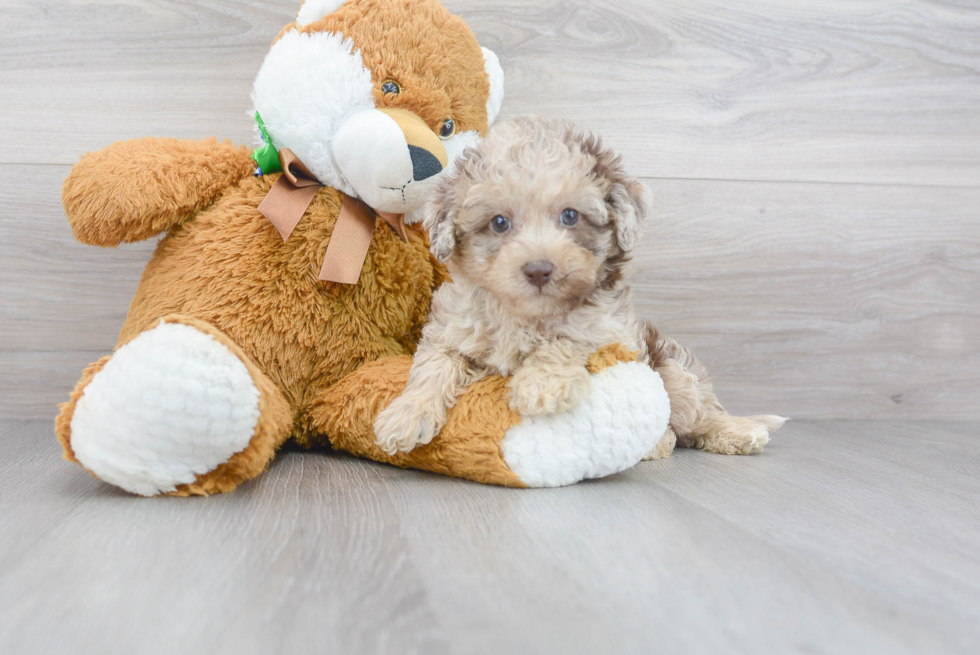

{"left": 296, "top": 0, "right": 347, "bottom": 27}
{"left": 482, "top": 48, "right": 505, "bottom": 126}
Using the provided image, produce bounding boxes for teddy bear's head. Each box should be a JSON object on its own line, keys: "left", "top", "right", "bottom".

{"left": 251, "top": 0, "right": 504, "bottom": 216}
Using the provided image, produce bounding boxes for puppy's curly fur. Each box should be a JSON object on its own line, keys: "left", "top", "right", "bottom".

{"left": 374, "top": 116, "right": 784, "bottom": 457}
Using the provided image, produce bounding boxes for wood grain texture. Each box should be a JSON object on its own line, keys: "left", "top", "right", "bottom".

{"left": 0, "top": 165, "right": 154, "bottom": 354}
{"left": 4, "top": 4, "right": 978, "bottom": 654}
{"left": 1, "top": 419, "right": 977, "bottom": 655}
{"left": 634, "top": 179, "right": 980, "bottom": 420}
{"left": 2, "top": 0, "right": 979, "bottom": 185}
{"left": 3, "top": 164, "right": 976, "bottom": 419}
{"left": 1, "top": 0, "right": 978, "bottom": 420}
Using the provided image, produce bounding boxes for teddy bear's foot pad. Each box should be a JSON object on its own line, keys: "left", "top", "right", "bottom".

{"left": 69, "top": 321, "right": 262, "bottom": 496}
{"left": 499, "top": 362, "right": 671, "bottom": 487}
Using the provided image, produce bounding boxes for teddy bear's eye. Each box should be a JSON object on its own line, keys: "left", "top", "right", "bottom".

{"left": 560, "top": 208, "right": 579, "bottom": 227}
{"left": 439, "top": 118, "right": 456, "bottom": 139}
{"left": 490, "top": 215, "right": 511, "bottom": 234}
{"left": 381, "top": 80, "right": 400, "bottom": 96}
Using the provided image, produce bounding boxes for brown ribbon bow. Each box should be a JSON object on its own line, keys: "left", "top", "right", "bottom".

{"left": 257, "top": 148, "right": 409, "bottom": 285}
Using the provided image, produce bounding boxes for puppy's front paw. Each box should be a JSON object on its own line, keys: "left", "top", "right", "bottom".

{"left": 508, "top": 366, "right": 591, "bottom": 416}
{"left": 373, "top": 397, "right": 438, "bottom": 456}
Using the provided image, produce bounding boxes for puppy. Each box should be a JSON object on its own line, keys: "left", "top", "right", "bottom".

{"left": 374, "top": 116, "right": 784, "bottom": 457}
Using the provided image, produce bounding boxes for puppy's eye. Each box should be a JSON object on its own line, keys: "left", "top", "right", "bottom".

{"left": 560, "top": 208, "right": 580, "bottom": 227}
{"left": 381, "top": 80, "right": 401, "bottom": 96}
{"left": 439, "top": 118, "right": 456, "bottom": 139}
{"left": 490, "top": 215, "right": 512, "bottom": 234}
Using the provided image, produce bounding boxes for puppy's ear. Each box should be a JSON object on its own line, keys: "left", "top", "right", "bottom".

{"left": 423, "top": 177, "right": 458, "bottom": 263}
{"left": 579, "top": 131, "right": 651, "bottom": 252}
{"left": 606, "top": 177, "right": 651, "bottom": 252}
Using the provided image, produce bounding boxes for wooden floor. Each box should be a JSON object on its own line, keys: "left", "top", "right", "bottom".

{"left": 1, "top": 419, "right": 977, "bottom": 655}
{"left": 2, "top": 1, "right": 979, "bottom": 653}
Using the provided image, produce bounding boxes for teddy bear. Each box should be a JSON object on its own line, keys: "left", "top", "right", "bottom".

{"left": 55, "top": 0, "right": 674, "bottom": 497}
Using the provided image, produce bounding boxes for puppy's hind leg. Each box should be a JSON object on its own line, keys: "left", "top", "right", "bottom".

{"left": 642, "top": 426, "right": 677, "bottom": 461}
{"left": 644, "top": 323, "right": 786, "bottom": 455}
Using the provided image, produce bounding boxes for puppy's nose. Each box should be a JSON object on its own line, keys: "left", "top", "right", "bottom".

{"left": 522, "top": 261, "right": 554, "bottom": 288}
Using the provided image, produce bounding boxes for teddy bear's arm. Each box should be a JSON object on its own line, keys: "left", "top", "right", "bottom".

{"left": 62, "top": 137, "right": 256, "bottom": 247}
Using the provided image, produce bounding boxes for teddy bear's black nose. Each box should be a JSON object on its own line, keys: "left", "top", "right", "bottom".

{"left": 409, "top": 145, "right": 443, "bottom": 181}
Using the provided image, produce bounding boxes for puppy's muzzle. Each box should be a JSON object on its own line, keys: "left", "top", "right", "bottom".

{"left": 522, "top": 260, "right": 554, "bottom": 289}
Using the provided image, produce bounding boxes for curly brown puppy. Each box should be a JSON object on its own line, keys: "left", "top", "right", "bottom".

{"left": 374, "top": 116, "right": 784, "bottom": 456}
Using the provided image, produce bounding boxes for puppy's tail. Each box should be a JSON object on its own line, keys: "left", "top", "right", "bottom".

{"left": 642, "top": 321, "right": 716, "bottom": 433}
{"left": 642, "top": 321, "right": 710, "bottom": 385}
{"left": 642, "top": 320, "right": 788, "bottom": 448}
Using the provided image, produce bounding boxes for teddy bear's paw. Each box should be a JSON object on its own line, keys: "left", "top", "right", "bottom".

{"left": 507, "top": 365, "right": 591, "bottom": 416}
{"left": 501, "top": 362, "right": 671, "bottom": 487}
{"left": 69, "top": 321, "right": 262, "bottom": 496}
{"left": 373, "top": 396, "right": 439, "bottom": 455}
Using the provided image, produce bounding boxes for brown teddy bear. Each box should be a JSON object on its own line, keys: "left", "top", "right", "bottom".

{"left": 56, "top": 0, "right": 682, "bottom": 496}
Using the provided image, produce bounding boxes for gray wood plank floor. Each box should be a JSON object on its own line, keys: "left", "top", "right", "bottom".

{"left": 2, "top": 2, "right": 979, "bottom": 653}
{"left": 2, "top": 419, "right": 977, "bottom": 655}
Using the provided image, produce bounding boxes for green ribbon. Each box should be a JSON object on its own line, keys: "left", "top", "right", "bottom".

{"left": 251, "top": 111, "right": 282, "bottom": 175}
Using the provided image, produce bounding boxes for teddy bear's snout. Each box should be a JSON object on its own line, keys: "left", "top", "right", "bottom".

{"left": 332, "top": 107, "right": 448, "bottom": 214}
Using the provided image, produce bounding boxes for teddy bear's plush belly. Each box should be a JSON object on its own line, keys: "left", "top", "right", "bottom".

{"left": 118, "top": 176, "right": 440, "bottom": 410}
